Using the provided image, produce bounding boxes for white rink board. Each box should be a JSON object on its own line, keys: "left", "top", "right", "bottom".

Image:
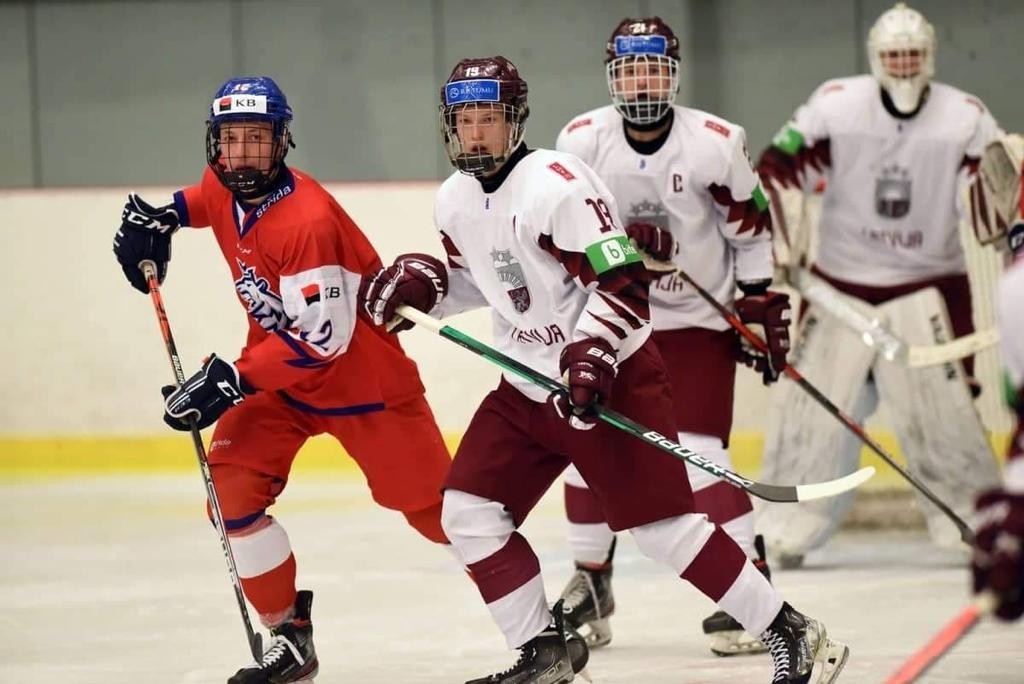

{"left": 2, "top": 474, "right": 1022, "bottom": 683}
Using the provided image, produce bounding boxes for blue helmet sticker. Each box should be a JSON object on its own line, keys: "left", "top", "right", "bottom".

{"left": 445, "top": 79, "right": 501, "bottom": 105}
{"left": 614, "top": 35, "right": 668, "bottom": 56}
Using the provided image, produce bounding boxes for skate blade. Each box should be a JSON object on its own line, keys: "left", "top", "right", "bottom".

{"left": 813, "top": 637, "right": 849, "bottom": 683}
{"left": 708, "top": 630, "right": 768, "bottom": 657}
{"left": 580, "top": 618, "right": 612, "bottom": 649}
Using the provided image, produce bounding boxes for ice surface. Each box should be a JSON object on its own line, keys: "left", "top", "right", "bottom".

{"left": 1, "top": 475, "right": 1020, "bottom": 683}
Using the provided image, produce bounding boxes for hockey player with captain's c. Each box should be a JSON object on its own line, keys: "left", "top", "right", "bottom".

{"left": 754, "top": 2, "right": 1004, "bottom": 568}
{"left": 360, "top": 54, "right": 848, "bottom": 684}
{"left": 553, "top": 15, "right": 791, "bottom": 658}
{"left": 113, "top": 76, "right": 457, "bottom": 684}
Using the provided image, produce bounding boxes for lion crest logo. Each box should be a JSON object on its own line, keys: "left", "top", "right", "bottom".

{"left": 491, "top": 248, "right": 531, "bottom": 313}
{"left": 234, "top": 259, "right": 291, "bottom": 332}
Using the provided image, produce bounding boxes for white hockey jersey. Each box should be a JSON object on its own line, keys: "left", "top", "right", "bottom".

{"left": 556, "top": 104, "right": 772, "bottom": 331}
{"left": 766, "top": 75, "right": 1003, "bottom": 286}
{"left": 432, "top": 148, "right": 652, "bottom": 402}
{"left": 999, "top": 259, "right": 1024, "bottom": 488}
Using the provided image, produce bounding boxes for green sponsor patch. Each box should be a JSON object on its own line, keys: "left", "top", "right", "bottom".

{"left": 771, "top": 125, "right": 804, "bottom": 156}
{"left": 585, "top": 235, "right": 640, "bottom": 274}
{"left": 752, "top": 183, "right": 769, "bottom": 211}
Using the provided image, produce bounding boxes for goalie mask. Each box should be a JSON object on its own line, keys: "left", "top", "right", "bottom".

{"left": 606, "top": 17, "right": 681, "bottom": 126}
{"left": 206, "top": 76, "right": 295, "bottom": 200}
{"left": 440, "top": 56, "right": 529, "bottom": 177}
{"left": 867, "top": 3, "right": 936, "bottom": 114}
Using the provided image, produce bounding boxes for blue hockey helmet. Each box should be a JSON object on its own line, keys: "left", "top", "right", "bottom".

{"left": 205, "top": 76, "right": 295, "bottom": 199}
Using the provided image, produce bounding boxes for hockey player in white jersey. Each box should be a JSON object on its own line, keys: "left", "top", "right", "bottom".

{"left": 554, "top": 16, "right": 790, "bottom": 657}
{"left": 755, "top": 2, "right": 1004, "bottom": 566}
{"left": 971, "top": 135, "right": 1024, "bottom": 622}
{"left": 359, "top": 55, "right": 848, "bottom": 684}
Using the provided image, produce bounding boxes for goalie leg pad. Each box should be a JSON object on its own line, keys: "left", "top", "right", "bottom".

{"left": 756, "top": 306, "right": 879, "bottom": 559}
{"left": 875, "top": 287, "right": 1001, "bottom": 547}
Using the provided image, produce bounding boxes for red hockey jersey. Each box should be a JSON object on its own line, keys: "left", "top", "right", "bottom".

{"left": 173, "top": 166, "right": 424, "bottom": 413}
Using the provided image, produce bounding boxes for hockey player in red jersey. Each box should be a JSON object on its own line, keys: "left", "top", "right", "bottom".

{"left": 360, "top": 56, "right": 848, "bottom": 684}
{"left": 554, "top": 16, "right": 788, "bottom": 656}
{"left": 112, "top": 76, "right": 453, "bottom": 683}
{"left": 971, "top": 136, "right": 1024, "bottom": 621}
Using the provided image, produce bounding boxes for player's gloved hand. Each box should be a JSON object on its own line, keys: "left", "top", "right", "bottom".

{"left": 358, "top": 253, "right": 448, "bottom": 333}
{"left": 161, "top": 354, "right": 254, "bottom": 431}
{"left": 734, "top": 290, "right": 792, "bottom": 385}
{"left": 551, "top": 338, "right": 617, "bottom": 431}
{"left": 972, "top": 488, "right": 1024, "bottom": 621}
{"left": 626, "top": 222, "right": 677, "bottom": 275}
{"left": 113, "top": 193, "right": 180, "bottom": 293}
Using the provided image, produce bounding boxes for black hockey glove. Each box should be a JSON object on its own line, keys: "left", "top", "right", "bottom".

{"left": 161, "top": 354, "right": 254, "bottom": 431}
{"left": 113, "top": 193, "right": 180, "bottom": 293}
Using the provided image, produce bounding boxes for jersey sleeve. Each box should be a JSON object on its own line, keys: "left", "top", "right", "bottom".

{"left": 758, "top": 84, "right": 833, "bottom": 193}
{"left": 234, "top": 218, "right": 361, "bottom": 391}
{"left": 999, "top": 266, "right": 1024, "bottom": 489}
{"left": 537, "top": 168, "right": 650, "bottom": 353}
{"left": 431, "top": 228, "right": 490, "bottom": 319}
{"left": 555, "top": 117, "right": 598, "bottom": 166}
{"left": 171, "top": 167, "right": 218, "bottom": 228}
{"left": 709, "top": 126, "right": 774, "bottom": 284}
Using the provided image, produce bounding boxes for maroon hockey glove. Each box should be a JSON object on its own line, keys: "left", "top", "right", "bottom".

{"left": 626, "top": 222, "right": 676, "bottom": 263}
{"left": 734, "top": 290, "right": 792, "bottom": 385}
{"left": 551, "top": 338, "right": 617, "bottom": 431}
{"left": 358, "top": 253, "right": 447, "bottom": 333}
{"left": 972, "top": 488, "right": 1024, "bottom": 621}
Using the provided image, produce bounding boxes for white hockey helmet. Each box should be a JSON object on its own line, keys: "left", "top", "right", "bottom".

{"left": 867, "top": 3, "right": 936, "bottom": 113}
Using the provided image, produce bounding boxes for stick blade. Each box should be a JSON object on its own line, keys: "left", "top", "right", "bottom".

{"left": 794, "top": 466, "right": 876, "bottom": 502}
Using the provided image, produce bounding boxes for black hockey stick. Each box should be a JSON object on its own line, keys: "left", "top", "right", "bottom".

{"left": 396, "top": 305, "right": 873, "bottom": 503}
{"left": 139, "top": 261, "right": 263, "bottom": 662}
{"left": 672, "top": 267, "right": 976, "bottom": 546}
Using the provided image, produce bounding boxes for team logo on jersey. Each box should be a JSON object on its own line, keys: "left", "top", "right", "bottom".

{"left": 875, "top": 164, "right": 912, "bottom": 219}
{"left": 627, "top": 199, "right": 670, "bottom": 231}
{"left": 234, "top": 259, "right": 291, "bottom": 332}
{"left": 490, "top": 248, "right": 531, "bottom": 313}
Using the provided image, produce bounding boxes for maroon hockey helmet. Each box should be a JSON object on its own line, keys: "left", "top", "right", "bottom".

{"left": 605, "top": 17, "right": 681, "bottom": 125}
{"left": 439, "top": 55, "right": 530, "bottom": 176}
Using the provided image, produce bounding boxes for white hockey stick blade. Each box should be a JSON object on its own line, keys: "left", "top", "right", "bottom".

{"left": 794, "top": 466, "right": 876, "bottom": 502}
{"left": 906, "top": 327, "right": 1000, "bottom": 367}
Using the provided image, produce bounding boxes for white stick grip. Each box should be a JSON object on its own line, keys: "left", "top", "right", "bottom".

{"left": 396, "top": 305, "right": 443, "bottom": 334}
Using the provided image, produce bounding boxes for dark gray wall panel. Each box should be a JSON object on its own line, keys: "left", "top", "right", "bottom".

{"left": 238, "top": 0, "right": 438, "bottom": 181}
{"left": 34, "top": 1, "right": 233, "bottom": 186}
{"left": 0, "top": 3, "right": 34, "bottom": 187}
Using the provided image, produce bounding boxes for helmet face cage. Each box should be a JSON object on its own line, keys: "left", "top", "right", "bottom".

{"left": 606, "top": 52, "right": 680, "bottom": 125}
{"left": 867, "top": 3, "right": 936, "bottom": 113}
{"left": 206, "top": 118, "right": 292, "bottom": 199}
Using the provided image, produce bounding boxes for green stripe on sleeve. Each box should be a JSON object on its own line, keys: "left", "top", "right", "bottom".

{"left": 771, "top": 125, "right": 804, "bottom": 156}
{"left": 585, "top": 235, "right": 641, "bottom": 275}
{"left": 752, "top": 183, "right": 769, "bottom": 211}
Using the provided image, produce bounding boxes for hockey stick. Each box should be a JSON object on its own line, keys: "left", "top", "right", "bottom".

{"left": 396, "top": 305, "right": 873, "bottom": 503}
{"left": 883, "top": 592, "right": 996, "bottom": 683}
{"left": 790, "top": 266, "right": 999, "bottom": 368}
{"left": 672, "top": 267, "right": 977, "bottom": 546}
{"left": 139, "top": 261, "right": 263, "bottom": 662}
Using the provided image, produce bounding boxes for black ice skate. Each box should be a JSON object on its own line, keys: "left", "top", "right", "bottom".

{"left": 466, "top": 600, "right": 591, "bottom": 684}
{"left": 759, "top": 602, "right": 849, "bottom": 684}
{"left": 702, "top": 535, "right": 773, "bottom": 657}
{"left": 228, "top": 590, "right": 318, "bottom": 684}
{"left": 558, "top": 562, "right": 614, "bottom": 649}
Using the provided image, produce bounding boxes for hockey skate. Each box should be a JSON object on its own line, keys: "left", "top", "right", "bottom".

{"left": 759, "top": 602, "right": 849, "bottom": 683}
{"left": 702, "top": 535, "right": 772, "bottom": 656}
{"left": 466, "top": 600, "right": 591, "bottom": 684}
{"left": 559, "top": 563, "right": 614, "bottom": 648}
{"left": 228, "top": 590, "right": 318, "bottom": 684}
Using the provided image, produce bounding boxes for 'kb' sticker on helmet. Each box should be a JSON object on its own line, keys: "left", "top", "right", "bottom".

{"left": 445, "top": 79, "right": 501, "bottom": 105}
{"left": 585, "top": 235, "right": 641, "bottom": 275}
{"left": 213, "top": 94, "right": 268, "bottom": 115}
{"left": 614, "top": 35, "right": 668, "bottom": 56}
